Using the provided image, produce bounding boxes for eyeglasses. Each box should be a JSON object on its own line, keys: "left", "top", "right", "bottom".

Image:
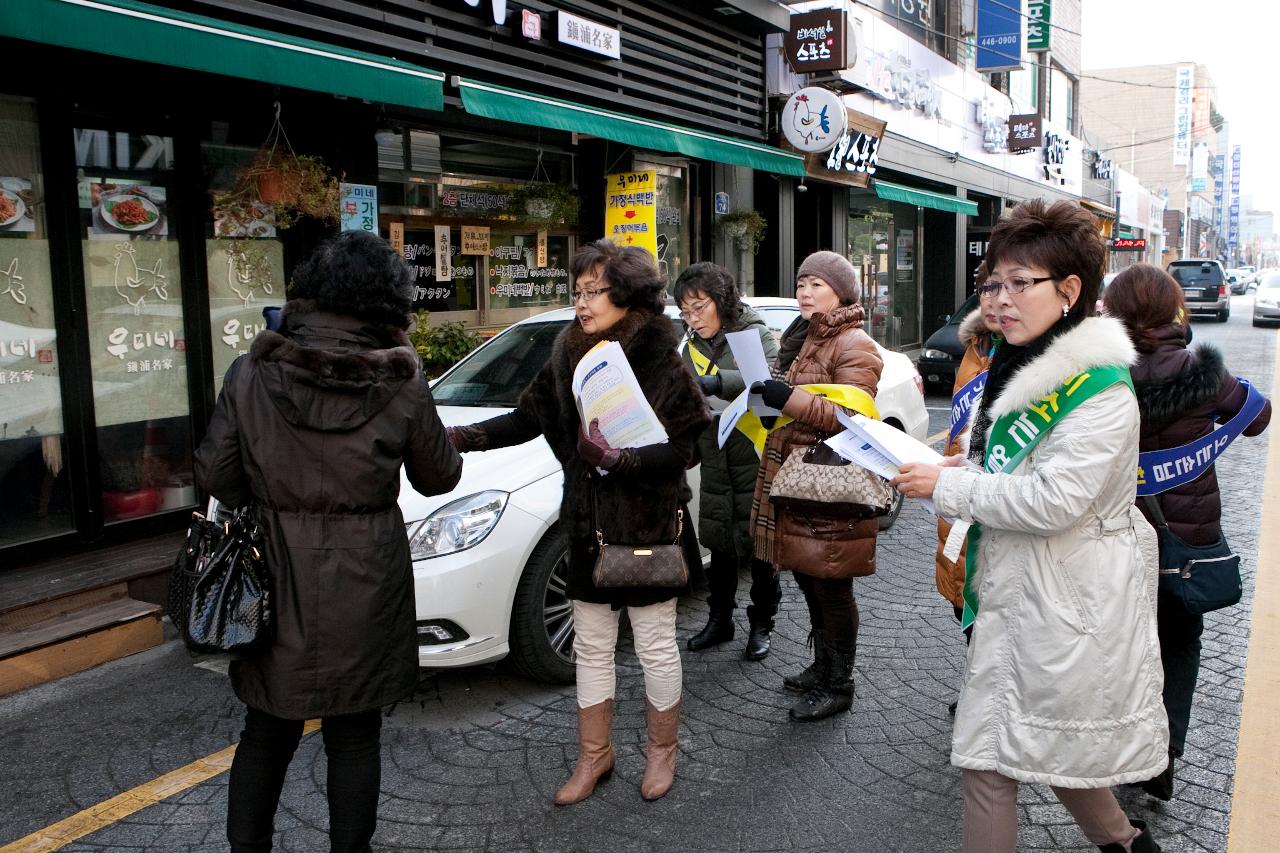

{"left": 977, "top": 276, "right": 1054, "bottom": 298}
{"left": 678, "top": 298, "right": 713, "bottom": 320}
{"left": 571, "top": 286, "right": 611, "bottom": 304}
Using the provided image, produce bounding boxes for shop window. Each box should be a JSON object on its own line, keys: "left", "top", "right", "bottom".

{"left": 0, "top": 96, "right": 71, "bottom": 547}
{"left": 635, "top": 159, "right": 690, "bottom": 291}
{"left": 76, "top": 126, "right": 195, "bottom": 523}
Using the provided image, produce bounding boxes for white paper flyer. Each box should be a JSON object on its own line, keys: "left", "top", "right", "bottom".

{"left": 571, "top": 340, "right": 668, "bottom": 449}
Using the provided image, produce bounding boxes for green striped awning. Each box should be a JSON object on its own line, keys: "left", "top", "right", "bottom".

{"left": 0, "top": 0, "right": 445, "bottom": 111}
{"left": 874, "top": 179, "right": 978, "bottom": 216}
{"left": 458, "top": 78, "right": 806, "bottom": 177}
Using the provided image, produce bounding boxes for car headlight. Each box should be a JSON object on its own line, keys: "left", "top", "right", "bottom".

{"left": 406, "top": 490, "right": 508, "bottom": 559}
{"left": 921, "top": 348, "right": 954, "bottom": 361}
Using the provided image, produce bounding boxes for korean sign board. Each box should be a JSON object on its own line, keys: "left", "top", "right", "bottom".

{"left": 340, "top": 183, "right": 377, "bottom": 233}
{"left": 605, "top": 170, "right": 657, "bottom": 257}
{"left": 975, "top": 0, "right": 1023, "bottom": 72}
{"left": 1007, "top": 114, "right": 1042, "bottom": 152}
{"left": 1173, "top": 65, "right": 1194, "bottom": 166}
{"left": 805, "top": 109, "right": 888, "bottom": 189}
{"left": 784, "top": 10, "right": 849, "bottom": 73}
{"left": 554, "top": 11, "right": 620, "bottom": 60}
{"left": 1026, "top": 0, "right": 1051, "bottom": 51}
{"left": 1111, "top": 238, "right": 1147, "bottom": 251}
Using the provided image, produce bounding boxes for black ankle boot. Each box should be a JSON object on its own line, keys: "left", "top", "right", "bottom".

{"left": 783, "top": 629, "right": 828, "bottom": 692}
{"left": 789, "top": 648, "right": 854, "bottom": 721}
{"left": 1137, "top": 749, "right": 1175, "bottom": 801}
{"left": 744, "top": 620, "right": 772, "bottom": 661}
{"left": 687, "top": 612, "right": 734, "bottom": 651}
{"left": 1097, "top": 819, "right": 1161, "bottom": 853}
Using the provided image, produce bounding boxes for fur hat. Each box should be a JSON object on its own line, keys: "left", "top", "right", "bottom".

{"left": 797, "top": 251, "right": 859, "bottom": 304}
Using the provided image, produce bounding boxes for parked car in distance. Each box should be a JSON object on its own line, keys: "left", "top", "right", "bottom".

{"left": 393, "top": 297, "right": 928, "bottom": 684}
{"left": 1226, "top": 269, "right": 1246, "bottom": 295}
{"left": 916, "top": 292, "right": 979, "bottom": 392}
{"left": 1167, "top": 259, "right": 1230, "bottom": 322}
{"left": 1252, "top": 272, "right": 1280, "bottom": 327}
{"left": 1098, "top": 271, "right": 1120, "bottom": 313}
{"left": 1248, "top": 269, "right": 1276, "bottom": 294}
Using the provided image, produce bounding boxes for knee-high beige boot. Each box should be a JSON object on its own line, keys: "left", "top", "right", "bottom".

{"left": 554, "top": 699, "right": 615, "bottom": 805}
{"left": 640, "top": 699, "right": 680, "bottom": 801}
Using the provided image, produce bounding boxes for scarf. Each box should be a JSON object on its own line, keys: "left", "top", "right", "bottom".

{"left": 967, "top": 314, "right": 1082, "bottom": 464}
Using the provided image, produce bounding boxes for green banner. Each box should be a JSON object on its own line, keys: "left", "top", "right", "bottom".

{"left": 1027, "top": 0, "right": 1051, "bottom": 51}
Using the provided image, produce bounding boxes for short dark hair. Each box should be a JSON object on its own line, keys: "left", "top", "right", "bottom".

{"left": 673, "top": 262, "right": 742, "bottom": 330}
{"left": 983, "top": 199, "right": 1105, "bottom": 326}
{"left": 288, "top": 231, "right": 414, "bottom": 328}
{"left": 1102, "top": 263, "right": 1188, "bottom": 353}
{"left": 570, "top": 239, "right": 665, "bottom": 314}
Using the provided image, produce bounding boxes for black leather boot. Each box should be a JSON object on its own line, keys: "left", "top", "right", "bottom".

{"left": 789, "top": 648, "right": 854, "bottom": 722}
{"left": 1097, "top": 819, "right": 1161, "bottom": 853}
{"left": 744, "top": 622, "right": 772, "bottom": 661}
{"left": 687, "top": 612, "right": 734, "bottom": 651}
{"left": 783, "top": 629, "right": 828, "bottom": 692}
{"left": 1137, "top": 749, "right": 1175, "bottom": 801}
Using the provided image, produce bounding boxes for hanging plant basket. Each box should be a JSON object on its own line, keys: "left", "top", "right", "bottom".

{"left": 504, "top": 182, "right": 580, "bottom": 226}
{"left": 211, "top": 102, "right": 342, "bottom": 233}
{"left": 715, "top": 209, "right": 768, "bottom": 255}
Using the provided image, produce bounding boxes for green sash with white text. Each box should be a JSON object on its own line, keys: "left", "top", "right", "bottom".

{"left": 960, "top": 365, "right": 1135, "bottom": 630}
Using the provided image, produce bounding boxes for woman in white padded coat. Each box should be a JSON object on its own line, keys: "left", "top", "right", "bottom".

{"left": 893, "top": 200, "right": 1166, "bottom": 853}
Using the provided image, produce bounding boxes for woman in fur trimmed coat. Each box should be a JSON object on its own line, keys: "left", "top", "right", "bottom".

{"left": 196, "top": 231, "right": 463, "bottom": 852}
{"left": 893, "top": 202, "right": 1166, "bottom": 853}
{"left": 448, "top": 240, "right": 709, "bottom": 806}
{"left": 1104, "top": 263, "right": 1271, "bottom": 801}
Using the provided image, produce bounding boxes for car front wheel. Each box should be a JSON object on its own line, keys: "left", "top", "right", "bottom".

{"left": 507, "top": 526, "right": 576, "bottom": 684}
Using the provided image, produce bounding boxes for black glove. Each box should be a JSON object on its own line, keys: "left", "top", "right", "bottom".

{"left": 751, "top": 379, "right": 793, "bottom": 410}
{"left": 697, "top": 373, "right": 723, "bottom": 397}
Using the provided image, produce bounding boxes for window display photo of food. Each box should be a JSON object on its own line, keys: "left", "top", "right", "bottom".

{"left": 0, "top": 177, "right": 35, "bottom": 232}
{"left": 87, "top": 182, "right": 168, "bottom": 237}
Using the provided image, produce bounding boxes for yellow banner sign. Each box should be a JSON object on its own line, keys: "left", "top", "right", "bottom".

{"left": 604, "top": 170, "right": 657, "bottom": 257}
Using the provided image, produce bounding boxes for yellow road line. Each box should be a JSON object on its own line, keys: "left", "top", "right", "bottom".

{"left": 927, "top": 427, "right": 949, "bottom": 446}
{"left": 1, "top": 720, "right": 320, "bottom": 853}
{"left": 1228, "top": 338, "right": 1280, "bottom": 852}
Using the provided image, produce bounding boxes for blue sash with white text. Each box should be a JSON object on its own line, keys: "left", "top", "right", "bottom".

{"left": 1136, "top": 379, "right": 1266, "bottom": 496}
{"left": 948, "top": 369, "right": 988, "bottom": 447}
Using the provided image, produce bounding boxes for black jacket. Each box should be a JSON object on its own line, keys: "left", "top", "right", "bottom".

{"left": 455, "top": 308, "right": 709, "bottom": 607}
{"left": 194, "top": 301, "right": 462, "bottom": 718}
{"left": 1133, "top": 325, "right": 1271, "bottom": 546}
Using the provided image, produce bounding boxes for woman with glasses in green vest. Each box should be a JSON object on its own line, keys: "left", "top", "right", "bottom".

{"left": 892, "top": 200, "right": 1166, "bottom": 853}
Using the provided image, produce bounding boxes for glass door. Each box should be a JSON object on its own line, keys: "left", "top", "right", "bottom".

{"left": 74, "top": 124, "right": 196, "bottom": 524}
{"left": 0, "top": 95, "right": 72, "bottom": 547}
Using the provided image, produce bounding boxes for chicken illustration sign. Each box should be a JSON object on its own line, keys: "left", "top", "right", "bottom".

{"left": 781, "top": 87, "right": 847, "bottom": 154}
{"left": 604, "top": 170, "right": 658, "bottom": 258}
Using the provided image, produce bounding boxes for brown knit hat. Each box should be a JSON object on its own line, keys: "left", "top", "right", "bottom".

{"left": 797, "top": 250, "right": 859, "bottom": 304}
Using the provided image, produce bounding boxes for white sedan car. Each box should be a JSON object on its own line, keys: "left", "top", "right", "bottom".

{"left": 402, "top": 298, "right": 929, "bottom": 683}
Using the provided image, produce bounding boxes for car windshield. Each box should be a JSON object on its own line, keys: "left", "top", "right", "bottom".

{"left": 949, "top": 293, "right": 980, "bottom": 324}
{"left": 431, "top": 321, "right": 568, "bottom": 407}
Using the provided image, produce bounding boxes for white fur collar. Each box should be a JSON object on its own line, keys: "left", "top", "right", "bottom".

{"left": 987, "top": 315, "right": 1136, "bottom": 419}
{"left": 958, "top": 310, "right": 988, "bottom": 347}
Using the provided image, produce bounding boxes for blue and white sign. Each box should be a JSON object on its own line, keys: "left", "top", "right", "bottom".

{"left": 1228, "top": 146, "right": 1241, "bottom": 251}
{"left": 975, "top": 0, "right": 1024, "bottom": 72}
{"left": 340, "top": 183, "right": 377, "bottom": 233}
{"left": 714, "top": 192, "right": 730, "bottom": 215}
{"left": 1172, "top": 65, "right": 1194, "bottom": 166}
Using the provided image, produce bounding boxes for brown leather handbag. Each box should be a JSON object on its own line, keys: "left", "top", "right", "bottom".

{"left": 768, "top": 442, "right": 893, "bottom": 517}
{"left": 592, "top": 509, "right": 689, "bottom": 588}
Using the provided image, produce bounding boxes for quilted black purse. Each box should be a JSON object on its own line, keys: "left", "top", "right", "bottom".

{"left": 168, "top": 506, "right": 274, "bottom": 655}
{"left": 1143, "top": 496, "right": 1242, "bottom": 615}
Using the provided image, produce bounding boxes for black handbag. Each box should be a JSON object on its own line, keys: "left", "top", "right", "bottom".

{"left": 173, "top": 505, "right": 275, "bottom": 655}
{"left": 1143, "top": 496, "right": 1242, "bottom": 615}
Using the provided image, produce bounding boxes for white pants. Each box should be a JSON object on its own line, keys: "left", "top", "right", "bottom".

{"left": 572, "top": 599, "right": 681, "bottom": 711}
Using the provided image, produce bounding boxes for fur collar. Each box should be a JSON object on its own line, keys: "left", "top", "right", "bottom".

{"left": 1135, "top": 342, "right": 1225, "bottom": 427}
{"left": 807, "top": 303, "right": 866, "bottom": 339}
{"left": 958, "top": 309, "right": 994, "bottom": 349}
{"left": 556, "top": 307, "right": 660, "bottom": 372}
{"left": 986, "top": 315, "right": 1137, "bottom": 419}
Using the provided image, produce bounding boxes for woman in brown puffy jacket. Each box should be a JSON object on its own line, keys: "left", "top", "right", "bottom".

{"left": 1104, "top": 263, "right": 1271, "bottom": 800}
{"left": 750, "top": 251, "right": 882, "bottom": 722}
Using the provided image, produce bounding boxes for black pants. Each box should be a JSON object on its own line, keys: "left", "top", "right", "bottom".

{"left": 1156, "top": 588, "right": 1204, "bottom": 757}
{"left": 706, "top": 549, "right": 781, "bottom": 624}
{"left": 227, "top": 706, "right": 383, "bottom": 853}
{"left": 793, "top": 572, "right": 858, "bottom": 657}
